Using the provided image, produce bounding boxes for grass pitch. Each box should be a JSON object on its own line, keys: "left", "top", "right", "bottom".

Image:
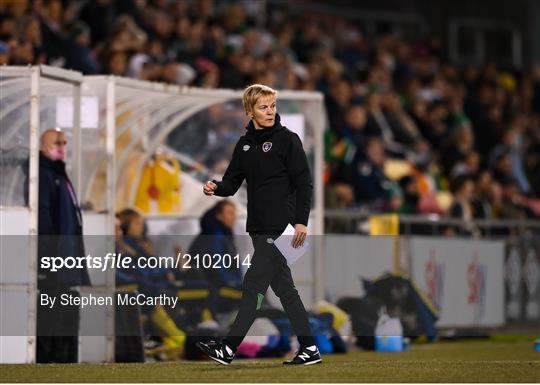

{"left": 1, "top": 340, "right": 539, "bottom": 383}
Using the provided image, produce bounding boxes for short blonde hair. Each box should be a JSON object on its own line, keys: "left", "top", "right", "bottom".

{"left": 242, "top": 84, "right": 277, "bottom": 114}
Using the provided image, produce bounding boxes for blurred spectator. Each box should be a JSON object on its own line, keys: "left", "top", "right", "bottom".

{"left": 447, "top": 174, "right": 481, "bottom": 237}
{"left": 104, "top": 49, "right": 128, "bottom": 76}
{"left": 490, "top": 122, "right": 532, "bottom": 195}
{"left": 78, "top": 0, "right": 115, "bottom": 46}
{"left": 398, "top": 175, "right": 420, "bottom": 215}
{"left": 351, "top": 137, "right": 394, "bottom": 207}
{"left": 340, "top": 104, "right": 367, "bottom": 148}
{"left": 451, "top": 151, "right": 480, "bottom": 179}
{"left": 2, "top": 0, "right": 539, "bottom": 226}
{"left": 384, "top": 91, "right": 422, "bottom": 147}
{"left": 10, "top": 39, "right": 36, "bottom": 64}
{"left": 473, "top": 97, "right": 506, "bottom": 160}
{"left": 17, "top": 15, "right": 45, "bottom": 63}
{"left": 105, "top": 14, "right": 147, "bottom": 54}
{"left": 0, "top": 13, "right": 16, "bottom": 41}
{"left": 326, "top": 79, "right": 353, "bottom": 136}
{"left": 524, "top": 129, "right": 540, "bottom": 195}
{"left": 410, "top": 153, "right": 444, "bottom": 215}
{"left": 488, "top": 181, "right": 504, "bottom": 219}
{"left": 39, "top": 0, "right": 66, "bottom": 65}
{"left": 161, "top": 61, "right": 196, "bottom": 85}
{"left": 364, "top": 91, "right": 401, "bottom": 153}
{"left": 421, "top": 101, "right": 449, "bottom": 150}
{"left": 499, "top": 177, "right": 529, "bottom": 220}
{"left": 64, "top": 21, "right": 101, "bottom": 74}
{"left": 489, "top": 147, "right": 514, "bottom": 187}
{"left": 473, "top": 170, "right": 494, "bottom": 219}
{"left": 441, "top": 123, "right": 475, "bottom": 176}
{"left": 114, "top": 212, "right": 137, "bottom": 257}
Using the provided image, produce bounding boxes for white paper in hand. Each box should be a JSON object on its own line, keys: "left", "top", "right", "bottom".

{"left": 274, "top": 224, "right": 310, "bottom": 265}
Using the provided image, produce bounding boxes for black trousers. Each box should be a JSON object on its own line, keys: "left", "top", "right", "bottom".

{"left": 224, "top": 233, "right": 315, "bottom": 350}
{"left": 36, "top": 289, "right": 80, "bottom": 363}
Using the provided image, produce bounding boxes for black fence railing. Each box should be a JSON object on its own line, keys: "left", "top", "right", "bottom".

{"left": 324, "top": 209, "right": 540, "bottom": 238}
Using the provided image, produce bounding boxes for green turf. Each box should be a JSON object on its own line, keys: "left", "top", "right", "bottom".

{"left": 1, "top": 340, "right": 539, "bottom": 383}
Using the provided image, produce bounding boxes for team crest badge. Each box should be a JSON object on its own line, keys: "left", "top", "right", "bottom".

{"left": 262, "top": 142, "right": 272, "bottom": 152}
{"left": 243, "top": 145, "right": 250, "bottom": 151}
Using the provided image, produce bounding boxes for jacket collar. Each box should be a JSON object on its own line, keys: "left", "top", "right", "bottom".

{"left": 245, "top": 113, "right": 285, "bottom": 143}
{"left": 39, "top": 152, "right": 67, "bottom": 174}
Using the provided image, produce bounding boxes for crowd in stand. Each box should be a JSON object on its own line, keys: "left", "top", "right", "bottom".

{"left": 2, "top": 0, "right": 540, "bottom": 223}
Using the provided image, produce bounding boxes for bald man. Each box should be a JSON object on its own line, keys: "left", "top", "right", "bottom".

{"left": 37, "top": 128, "right": 90, "bottom": 363}
{"left": 38, "top": 128, "right": 87, "bottom": 244}
{"left": 40, "top": 128, "right": 67, "bottom": 162}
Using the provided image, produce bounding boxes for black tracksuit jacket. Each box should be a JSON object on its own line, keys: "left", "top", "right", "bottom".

{"left": 213, "top": 114, "right": 312, "bottom": 233}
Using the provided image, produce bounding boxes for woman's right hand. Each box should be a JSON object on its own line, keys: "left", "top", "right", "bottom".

{"left": 203, "top": 181, "right": 217, "bottom": 196}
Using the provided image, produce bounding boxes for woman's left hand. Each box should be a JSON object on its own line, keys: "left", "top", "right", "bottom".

{"left": 292, "top": 224, "right": 307, "bottom": 248}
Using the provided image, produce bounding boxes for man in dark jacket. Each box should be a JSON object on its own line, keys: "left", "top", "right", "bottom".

{"left": 187, "top": 200, "right": 242, "bottom": 317}
{"left": 189, "top": 200, "right": 242, "bottom": 290}
{"left": 36, "top": 128, "right": 90, "bottom": 363}
{"left": 196, "top": 84, "right": 321, "bottom": 366}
